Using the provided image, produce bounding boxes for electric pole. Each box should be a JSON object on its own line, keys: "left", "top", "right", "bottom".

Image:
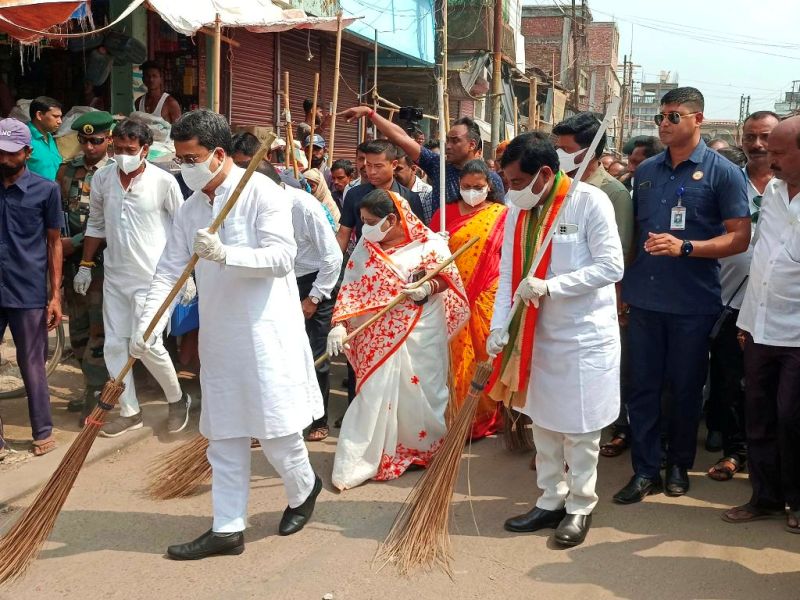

{"left": 571, "top": 0, "right": 579, "bottom": 111}
{"left": 490, "top": 0, "right": 503, "bottom": 157}
{"left": 618, "top": 54, "right": 628, "bottom": 152}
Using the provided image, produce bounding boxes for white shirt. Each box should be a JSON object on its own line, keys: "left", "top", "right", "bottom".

{"left": 492, "top": 181, "right": 624, "bottom": 433}
{"left": 86, "top": 161, "right": 183, "bottom": 296}
{"left": 737, "top": 178, "right": 800, "bottom": 347}
{"left": 342, "top": 177, "right": 361, "bottom": 201}
{"left": 718, "top": 167, "right": 769, "bottom": 309}
{"left": 285, "top": 186, "right": 343, "bottom": 299}
{"left": 410, "top": 176, "right": 432, "bottom": 195}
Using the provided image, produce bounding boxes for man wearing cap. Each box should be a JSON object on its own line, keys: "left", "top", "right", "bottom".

{"left": 56, "top": 111, "right": 114, "bottom": 425}
{"left": 303, "top": 134, "right": 332, "bottom": 188}
{"left": 27, "top": 96, "right": 63, "bottom": 181}
{"left": 0, "top": 117, "right": 64, "bottom": 456}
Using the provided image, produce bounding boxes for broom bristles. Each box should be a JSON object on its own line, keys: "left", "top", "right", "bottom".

{"left": 146, "top": 435, "right": 211, "bottom": 500}
{"left": 0, "top": 379, "right": 124, "bottom": 584}
{"left": 375, "top": 360, "right": 495, "bottom": 576}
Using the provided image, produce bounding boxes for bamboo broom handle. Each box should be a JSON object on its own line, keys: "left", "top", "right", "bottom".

{"left": 315, "top": 235, "right": 478, "bottom": 367}
{"left": 307, "top": 72, "right": 320, "bottom": 165}
{"left": 283, "top": 71, "right": 300, "bottom": 179}
{"left": 113, "top": 135, "right": 275, "bottom": 383}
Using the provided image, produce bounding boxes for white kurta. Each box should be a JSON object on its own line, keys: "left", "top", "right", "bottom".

{"left": 141, "top": 166, "right": 323, "bottom": 440}
{"left": 491, "top": 181, "right": 624, "bottom": 434}
{"left": 86, "top": 161, "right": 183, "bottom": 337}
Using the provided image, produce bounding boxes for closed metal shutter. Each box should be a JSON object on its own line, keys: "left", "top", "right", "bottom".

{"left": 229, "top": 30, "right": 276, "bottom": 127}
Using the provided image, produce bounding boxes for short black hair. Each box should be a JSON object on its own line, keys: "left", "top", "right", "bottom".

{"left": 303, "top": 99, "right": 314, "bottom": 113}
{"left": 29, "top": 96, "right": 61, "bottom": 120}
{"left": 112, "top": 118, "right": 153, "bottom": 147}
{"left": 452, "top": 116, "right": 482, "bottom": 151}
{"left": 140, "top": 60, "right": 162, "bottom": 74}
{"left": 460, "top": 159, "right": 500, "bottom": 202}
{"left": 395, "top": 147, "right": 413, "bottom": 167}
{"left": 255, "top": 161, "right": 282, "bottom": 186}
{"left": 661, "top": 86, "right": 705, "bottom": 112}
{"left": 553, "top": 112, "right": 606, "bottom": 158}
{"left": 356, "top": 141, "right": 373, "bottom": 155}
{"left": 717, "top": 146, "right": 747, "bottom": 168}
{"left": 231, "top": 131, "right": 260, "bottom": 158}
{"left": 171, "top": 109, "right": 233, "bottom": 154}
{"left": 632, "top": 136, "right": 664, "bottom": 159}
{"left": 362, "top": 139, "right": 398, "bottom": 160}
{"left": 331, "top": 159, "right": 356, "bottom": 177}
{"left": 423, "top": 140, "right": 440, "bottom": 150}
{"left": 360, "top": 189, "right": 398, "bottom": 218}
{"left": 501, "top": 131, "right": 559, "bottom": 175}
{"left": 744, "top": 110, "right": 780, "bottom": 127}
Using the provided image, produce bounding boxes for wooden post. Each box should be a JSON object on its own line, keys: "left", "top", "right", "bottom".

{"left": 283, "top": 71, "right": 300, "bottom": 179}
{"left": 551, "top": 52, "right": 556, "bottom": 128}
{"left": 490, "top": 0, "right": 503, "bottom": 156}
{"left": 327, "top": 11, "right": 343, "bottom": 167}
{"left": 307, "top": 72, "right": 320, "bottom": 164}
{"left": 372, "top": 29, "right": 379, "bottom": 139}
{"left": 443, "top": 0, "right": 450, "bottom": 130}
{"left": 212, "top": 14, "right": 221, "bottom": 113}
{"left": 513, "top": 95, "right": 518, "bottom": 137}
{"left": 529, "top": 77, "right": 538, "bottom": 131}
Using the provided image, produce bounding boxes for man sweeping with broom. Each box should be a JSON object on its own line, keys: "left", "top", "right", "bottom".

{"left": 486, "top": 131, "right": 624, "bottom": 547}
{"left": 132, "top": 110, "right": 324, "bottom": 560}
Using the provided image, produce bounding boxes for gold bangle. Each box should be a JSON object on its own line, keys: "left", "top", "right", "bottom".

{"left": 79, "top": 260, "right": 96, "bottom": 268}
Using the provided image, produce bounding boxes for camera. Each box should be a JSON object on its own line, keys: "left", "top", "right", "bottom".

{"left": 398, "top": 106, "right": 423, "bottom": 123}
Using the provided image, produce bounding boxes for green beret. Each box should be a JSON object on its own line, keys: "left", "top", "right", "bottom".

{"left": 71, "top": 111, "right": 114, "bottom": 136}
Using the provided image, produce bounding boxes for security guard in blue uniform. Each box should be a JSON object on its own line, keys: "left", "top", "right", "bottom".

{"left": 613, "top": 87, "right": 751, "bottom": 504}
{"left": 56, "top": 111, "right": 114, "bottom": 425}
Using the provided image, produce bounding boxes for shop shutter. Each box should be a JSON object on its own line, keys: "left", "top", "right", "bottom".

{"left": 229, "top": 30, "right": 276, "bottom": 127}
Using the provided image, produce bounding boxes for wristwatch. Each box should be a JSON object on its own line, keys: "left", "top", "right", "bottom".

{"left": 680, "top": 240, "right": 694, "bottom": 257}
{"left": 309, "top": 295, "right": 321, "bottom": 305}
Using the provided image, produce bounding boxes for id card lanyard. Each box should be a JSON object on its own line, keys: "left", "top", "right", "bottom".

{"left": 670, "top": 185, "right": 687, "bottom": 231}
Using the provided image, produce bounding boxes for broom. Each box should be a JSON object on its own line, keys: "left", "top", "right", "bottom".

{"left": 375, "top": 359, "right": 494, "bottom": 576}
{"left": 375, "top": 99, "right": 622, "bottom": 576}
{"left": 0, "top": 134, "right": 275, "bottom": 584}
{"left": 144, "top": 235, "right": 480, "bottom": 501}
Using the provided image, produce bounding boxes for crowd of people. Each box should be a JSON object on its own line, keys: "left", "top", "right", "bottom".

{"left": 0, "top": 77, "right": 798, "bottom": 559}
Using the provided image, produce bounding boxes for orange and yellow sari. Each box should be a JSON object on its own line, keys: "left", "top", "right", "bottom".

{"left": 433, "top": 201, "right": 507, "bottom": 439}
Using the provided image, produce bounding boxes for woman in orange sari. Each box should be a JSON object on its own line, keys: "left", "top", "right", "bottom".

{"left": 431, "top": 159, "right": 507, "bottom": 439}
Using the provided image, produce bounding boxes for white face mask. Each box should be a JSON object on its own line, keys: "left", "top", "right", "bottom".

{"left": 362, "top": 216, "right": 390, "bottom": 243}
{"left": 556, "top": 147, "right": 585, "bottom": 174}
{"left": 461, "top": 187, "right": 488, "bottom": 207}
{"left": 117, "top": 151, "right": 144, "bottom": 175}
{"left": 180, "top": 148, "right": 225, "bottom": 191}
{"left": 505, "top": 169, "right": 548, "bottom": 210}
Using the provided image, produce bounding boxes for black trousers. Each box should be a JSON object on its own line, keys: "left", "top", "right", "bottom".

{"left": 743, "top": 334, "right": 800, "bottom": 511}
{"left": 627, "top": 307, "right": 717, "bottom": 479}
{"left": 707, "top": 310, "right": 747, "bottom": 461}
{"left": 297, "top": 272, "right": 334, "bottom": 428}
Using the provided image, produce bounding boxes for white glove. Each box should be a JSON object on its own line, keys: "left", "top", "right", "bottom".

{"left": 180, "top": 277, "right": 197, "bottom": 306}
{"left": 486, "top": 328, "right": 509, "bottom": 357}
{"left": 514, "top": 276, "right": 548, "bottom": 308}
{"left": 73, "top": 266, "right": 92, "bottom": 296}
{"left": 129, "top": 328, "right": 157, "bottom": 359}
{"left": 193, "top": 228, "right": 226, "bottom": 263}
{"left": 402, "top": 281, "right": 433, "bottom": 302}
{"left": 326, "top": 324, "right": 349, "bottom": 357}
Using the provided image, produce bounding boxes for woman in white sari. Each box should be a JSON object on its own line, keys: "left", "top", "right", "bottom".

{"left": 327, "top": 190, "right": 469, "bottom": 490}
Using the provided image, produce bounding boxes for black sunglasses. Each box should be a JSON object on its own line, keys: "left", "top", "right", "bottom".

{"left": 654, "top": 111, "right": 698, "bottom": 126}
{"left": 78, "top": 135, "right": 108, "bottom": 146}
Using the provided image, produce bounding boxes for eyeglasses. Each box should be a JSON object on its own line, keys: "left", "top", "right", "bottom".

{"left": 78, "top": 135, "right": 107, "bottom": 145}
{"left": 173, "top": 151, "right": 214, "bottom": 166}
{"left": 654, "top": 111, "right": 698, "bottom": 126}
{"left": 751, "top": 195, "right": 762, "bottom": 223}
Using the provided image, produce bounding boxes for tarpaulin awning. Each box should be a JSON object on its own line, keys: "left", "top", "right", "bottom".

{"left": 0, "top": 0, "right": 85, "bottom": 43}
{"left": 147, "top": 0, "right": 359, "bottom": 36}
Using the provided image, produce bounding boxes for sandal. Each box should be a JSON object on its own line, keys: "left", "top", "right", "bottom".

{"left": 707, "top": 456, "right": 743, "bottom": 481}
{"left": 786, "top": 509, "right": 800, "bottom": 534}
{"left": 722, "top": 502, "right": 783, "bottom": 524}
{"left": 600, "top": 433, "right": 629, "bottom": 458}
{"left": 31, "top": 436, "right": 56, "bottom": 457}
{"left": 305, "top": 426, "right": 329, "bottom": 442}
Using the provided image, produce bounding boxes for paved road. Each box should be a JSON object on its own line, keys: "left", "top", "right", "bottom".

{"left": 2, "top": 392, "right": 800, "bottom": 598}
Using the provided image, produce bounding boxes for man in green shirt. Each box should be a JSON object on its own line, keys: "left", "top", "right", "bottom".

{"left": 27, "top": 96, "right": 63, "bottom": 181}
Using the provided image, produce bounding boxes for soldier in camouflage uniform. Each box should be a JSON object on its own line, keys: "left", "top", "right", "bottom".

{"left": 56, "top": 111, "right": 114, "bottom": 426}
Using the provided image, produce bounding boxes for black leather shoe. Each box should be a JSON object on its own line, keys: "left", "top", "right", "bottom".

{"left": 554, "top": 513, "right": 592, "bottom": 547}
{"left": 665, "top": 465, "right": 690, "bottom": 496}
{"left": 279, "top": 474, "right": 322, "bottom": 536}
{"left": 613, "top": 475, "right": 663, "bottom": 504}
{"left": 166, "top": 529, "right": 244, "bottom": 560}
{"left": 504, "top": 506, "right": 567, "bottom": 533}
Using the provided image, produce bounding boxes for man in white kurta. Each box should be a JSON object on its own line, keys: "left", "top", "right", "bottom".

{"left": 487, "top": 132, "right": 624, "bottom": 547}
{"left": 76, "top": 118, "right": 187, "bottom": 438}
{"left": 133, "top": 110, "right": 323, "bottom": 560}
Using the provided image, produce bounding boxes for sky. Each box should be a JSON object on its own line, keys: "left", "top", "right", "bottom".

{"left": 525, "top": 0, "right": 800, "bottom": 120}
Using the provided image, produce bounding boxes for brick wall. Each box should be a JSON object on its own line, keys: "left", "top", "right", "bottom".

{"left": 521, "top": 15, "right": 568, "bottom": 78}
